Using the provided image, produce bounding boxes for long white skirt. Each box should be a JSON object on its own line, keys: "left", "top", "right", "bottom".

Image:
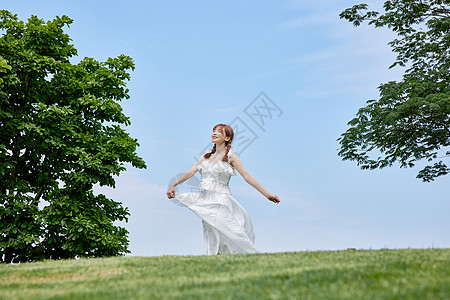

{"left": 175, "top": 190, "right": 258, "bottom": 255}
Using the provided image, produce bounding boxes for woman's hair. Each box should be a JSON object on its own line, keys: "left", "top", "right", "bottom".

{"left": 204, "top": 124, "right": 234, "bottom": 162}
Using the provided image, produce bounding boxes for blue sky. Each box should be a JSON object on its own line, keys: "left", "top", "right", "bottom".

{"left": 5, "top": 0, "right": 449, "bottom": 256}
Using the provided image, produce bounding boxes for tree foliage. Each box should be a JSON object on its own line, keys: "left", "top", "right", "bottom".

{"left": 0, "top": 11, "right": 146, "bottom": 263}
{"left": 338, "top": 0, "right": 450, "bottom": 182}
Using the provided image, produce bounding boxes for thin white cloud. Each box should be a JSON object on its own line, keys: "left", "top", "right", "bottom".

{"left": 279, "top": 11, "right": 340, "bottom": 29}
{"left": 283, "top": 0, "right": 386, "bottom": 12}
{"left": 281, "top": 12, "right": 404, "bottom": 99}
{"left": 146, "top": 138, "right": 177, "bottom": 145}
{"left": 282, "top": 0, "right": 343, "bottom": 11}
{"left": 211, "top": 106, "right": 238, "bottom": 113}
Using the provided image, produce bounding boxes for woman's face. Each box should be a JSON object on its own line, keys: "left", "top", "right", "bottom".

{"left": 211, "top": 127, "right": 229, "bottom": 144}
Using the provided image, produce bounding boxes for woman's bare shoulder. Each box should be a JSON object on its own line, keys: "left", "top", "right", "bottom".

{"left": 196, "top": 152, "right": 209, "bottom": 163}
{"left": 228, "top": 149, "right": 240, "bottom": 164}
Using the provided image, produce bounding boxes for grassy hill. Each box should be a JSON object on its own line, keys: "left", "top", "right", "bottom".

{"left": 0, "top": 248, "right": 448, "bottom": 299}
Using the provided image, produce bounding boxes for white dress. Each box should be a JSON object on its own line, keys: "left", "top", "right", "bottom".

{"left": 175, "top": 149, "right": 258, "bottom": 255}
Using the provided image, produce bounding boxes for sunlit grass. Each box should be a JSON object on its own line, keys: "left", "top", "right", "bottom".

{"left": 0, "top": 248, "right": 448, "bottom": 299}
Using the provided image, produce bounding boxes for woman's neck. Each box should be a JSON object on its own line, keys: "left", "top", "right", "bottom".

{"left": 215, "top": 144, "right": 227, "bottom": 154}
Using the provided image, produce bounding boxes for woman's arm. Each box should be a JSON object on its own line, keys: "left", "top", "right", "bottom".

{"left": 230, "top": 153, "right": 280, "bottom": 204}
{"left": 166, "top": 156, "right": 204, "bottom": 199}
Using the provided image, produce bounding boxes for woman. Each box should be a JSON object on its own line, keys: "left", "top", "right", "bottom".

{"left": 167, "top": 124, "right": 280, "bottom": 255}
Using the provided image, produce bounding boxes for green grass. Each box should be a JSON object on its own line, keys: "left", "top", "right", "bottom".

{"left": 0, "top": 248, "right": 448, "bottom": 299}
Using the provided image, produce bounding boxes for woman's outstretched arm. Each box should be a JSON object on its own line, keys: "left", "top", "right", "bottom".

{"left": 230, "top": 153, "right": 280, "bottom": 204}
{"left": 166, "top": 156, "right": 204, "bottom": 199}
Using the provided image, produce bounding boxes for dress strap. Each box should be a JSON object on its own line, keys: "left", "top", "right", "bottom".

{"left": 227, "top": 148, "right": 236, "bottom": 158}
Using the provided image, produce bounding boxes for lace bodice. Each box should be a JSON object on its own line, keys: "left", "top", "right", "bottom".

{"left": 197, "top": 149, "right": 236, "bottom": 194}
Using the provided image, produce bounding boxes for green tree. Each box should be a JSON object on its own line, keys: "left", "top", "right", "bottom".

{"left": 338, "top": 0, "right": 450, "bottom": 182}
{"left": 0, "top": 11, "right": 146, "bottom": 263}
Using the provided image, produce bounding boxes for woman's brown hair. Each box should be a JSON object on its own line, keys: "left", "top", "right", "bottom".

{"left": 204, "top": 124, "right": 234, "bottom": 162}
